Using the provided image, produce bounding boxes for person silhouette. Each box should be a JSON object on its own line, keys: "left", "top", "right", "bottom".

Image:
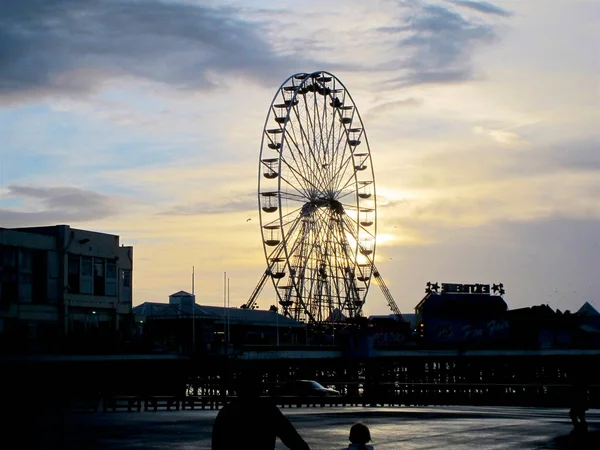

{"left": 212, "top": 369, "right": 310, "bottom": 450}
{"left": 568, "top": 373, "right": 589, "bottom": 434}
{"left": 342, "top": 422, "right": 374, "bottom": 450}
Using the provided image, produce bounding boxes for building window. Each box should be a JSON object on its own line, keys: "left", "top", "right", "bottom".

{"left": 18, "top": 249, "right": 33, "bottom": 303}
{"left": 106, "top": 260, "right": 117, "bottom": 296}
{"left": 68, "top": 255, "right": 80, "bottom": 294}
{"left": 93, "top": 258, "right": 105, "bottom": 296}
{"left": 122, "top": 269, "right": 131, "bottom": 288}
{"left": 80, "top": 256, "right": 93, "bottom": 294}
{"left": 32, "top": 250, "right": 47, "bottom": 303}
{"left": 1, "top": 246, "right": 18, "bottom": 306}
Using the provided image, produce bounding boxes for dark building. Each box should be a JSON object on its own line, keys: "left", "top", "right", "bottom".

{"left": 0, "top": 225, "right": 133, "bottom": 354}
{"left": 415, "top": 282, "right": 510, "bottom": 346}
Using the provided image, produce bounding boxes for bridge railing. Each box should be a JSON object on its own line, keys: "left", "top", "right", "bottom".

{"left": 69, "top": 382, "right": 599, "bottom": 412}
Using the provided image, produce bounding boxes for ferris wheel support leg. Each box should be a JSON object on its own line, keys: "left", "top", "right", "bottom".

{"left": 244, "top": 270, "right": 270, "bottom": 309}
{"left": 372, "top": 266, "right": 403, "bottom": 319}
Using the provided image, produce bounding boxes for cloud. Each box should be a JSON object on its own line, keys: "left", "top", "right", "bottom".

{"left": 375, "top": 136, "right": 600, "bottom": 237}
{"left": 377, "top": 215, "right": 600, "bottom": 313}
{"left": 380, "top": 2, "right": 503, "bottom": 86}
{"left": 160, "top": 194, "right": 256, "bottom": 216}
{"left": 404, "top": 136, "right": 600, "bottom": 188}
{"left": 0, "top": 185, "right": 118, "bottom": 226}
{"left": 448, "top": 0, "right": 513, "bottom": 17}
{"left": 366, "top": 97, "right": 423, "bottom": 118}
{"left": 473, "top": 126, "right": 524, "bottom": 145}
{"left": 0, "top": 0, "right": 314, "bottom": 104}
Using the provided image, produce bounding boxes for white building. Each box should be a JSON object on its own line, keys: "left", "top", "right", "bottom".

{"left": 0, "top": 225, "right": 133, "bottom": 352}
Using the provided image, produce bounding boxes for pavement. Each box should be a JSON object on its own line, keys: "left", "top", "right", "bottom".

{"left": 17, "top": 406, "right": 599, "bottom": 449}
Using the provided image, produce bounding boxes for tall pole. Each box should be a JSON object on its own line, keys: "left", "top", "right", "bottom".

{"left": 192, "top": 266, "right": 195, "bottom": 355}
{"left": 276, "top": 306, "right": 279, "bottom": 346}
{"left": 222, "top": 271, "right": 228, "bottom": 400}
{"left": 227, "top": 277, "right": 230, "bottom": 344}
{"left": 223, "top": 272, "right": 227, "bottom": 353}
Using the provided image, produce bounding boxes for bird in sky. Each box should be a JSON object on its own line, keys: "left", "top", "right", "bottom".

{"left": 246, "top": 218, "right": 252, "bottom": 222}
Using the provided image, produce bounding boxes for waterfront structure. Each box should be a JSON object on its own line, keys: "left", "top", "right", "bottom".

{"left": 133, "top": 291, "right": 305, "bottom": 354}
{"left": 0, "top": 225, "right": 133, "bottom": 353}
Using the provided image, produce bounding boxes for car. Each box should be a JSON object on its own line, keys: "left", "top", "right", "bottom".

{"left": 277, "top": 380, "right": 341, "bottom": 397}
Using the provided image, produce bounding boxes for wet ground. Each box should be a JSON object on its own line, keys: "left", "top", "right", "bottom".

{"left": 19, "top": 406, "right": 599, "bottom": 449}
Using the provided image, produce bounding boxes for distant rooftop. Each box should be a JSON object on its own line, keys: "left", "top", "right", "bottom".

{"left": 577, "top": 301, "right": 599, "bottom": 317}
{"left": 133, "top": 301, "right": 304, "bottom": 328}
{"left": 170, "top": 290, "right": 193, "bottom": 297}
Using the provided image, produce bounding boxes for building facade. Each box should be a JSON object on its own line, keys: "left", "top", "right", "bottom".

{"left": 0, "top": 225, "right": 133, "bottom": 353}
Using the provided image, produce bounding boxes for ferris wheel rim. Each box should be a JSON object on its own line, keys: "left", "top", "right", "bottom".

{"left": 258, "top": 71, "right": 377, "bottom": 323}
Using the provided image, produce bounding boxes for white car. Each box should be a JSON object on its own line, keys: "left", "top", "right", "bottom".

{"left": 279, "top": 380, "right": 341, "bottom": 397}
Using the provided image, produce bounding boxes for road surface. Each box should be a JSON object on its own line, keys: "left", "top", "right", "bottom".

{"left": 21, "top": 406, "right": 599, "bottom": 449}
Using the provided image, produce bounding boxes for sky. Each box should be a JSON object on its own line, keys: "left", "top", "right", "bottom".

{"left": 1, "top": 0, "right": 599, "bottom": 316}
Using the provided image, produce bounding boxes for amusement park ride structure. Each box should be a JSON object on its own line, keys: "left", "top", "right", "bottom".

{"left": 243, "top": 72, "right": 402, "bottom": 325}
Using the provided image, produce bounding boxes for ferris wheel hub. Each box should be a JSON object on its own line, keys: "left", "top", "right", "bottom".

{"left": 310, "top": 198, "right": 344, "bottom": 215}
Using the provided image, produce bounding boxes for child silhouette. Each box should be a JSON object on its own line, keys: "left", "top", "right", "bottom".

{"left": 343, "top": 422, "right": 374, "bottom": 450}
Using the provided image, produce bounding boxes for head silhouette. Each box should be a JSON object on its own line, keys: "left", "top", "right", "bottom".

{"left": 349, "top": 422, "right": 371, "bottom": 445}
{"left": 234, "top": 367, "right": 263, "bottom": 398}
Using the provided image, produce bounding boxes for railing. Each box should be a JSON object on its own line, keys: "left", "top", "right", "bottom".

{"left": 68, "top": 382, "right": 598, "bottom": 413}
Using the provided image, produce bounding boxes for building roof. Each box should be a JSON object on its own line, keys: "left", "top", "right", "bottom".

{"left": 417, "top": 292, "right": 508, "bottom": 318}
{"left": 133, "top": 302, "right": 304, "bottom": 328}
{"left": 170, "top": 290, "right": 193, "bottom": 297}
{"left": 509, "top": 304, "right": 557, "bottom": 319}
{"left": 577, "top": 301, "right": 599, "bottom": 317}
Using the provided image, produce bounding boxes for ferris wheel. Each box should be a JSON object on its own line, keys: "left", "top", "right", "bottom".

{"left": 251, "top": 71, "right": 379, "bottom": 324}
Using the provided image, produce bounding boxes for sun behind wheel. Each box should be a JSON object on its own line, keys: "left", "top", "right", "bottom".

{"left": 258, "top": 72, "right": 377, "bottom": 324}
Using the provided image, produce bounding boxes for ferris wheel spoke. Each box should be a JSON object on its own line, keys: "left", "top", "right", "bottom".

{"left": 279, "top": 191, "right": 309, "bottom": 209}
{"left": 323, "top": 97, "right": 345, "bottom": 192}
{"left": 300, "top": 109, "right": 329, "bottom": 194}
{"left": 283, "top": 121, "right": 320, "bottom": 191}
{"left": 280, "top": 206, "right": 305, "bottom": 229}
{"left": 330, "top": 124, "right": 352, "bottom": 191}
{"left": 287, "top": 220, "right": 322, "bottom": 314}
{"left": 300, "top": 92, "right": 337, "bottom": 195}
{"left": 343, "top": 212, "right": 375, "bottom": 240}
{"left": 328, "top": 90, "right": 351, "bottom": 173}
{"left": 280, "top": 139, "right": 324, "bottom": 194}
{"left": 315, "top": 89, "right": 329, "bottom": 168}
{"left": 276, "top": 86, "right": 317, "bottom": 191}
{"left": 279, "top": 141, "right": 312, "bottom": 190}
{"left": 293, "top": 96, "right": 317, "bottom": 182}
{"left": 332, "top": 215, "right": 360, "bottom": 311}
{"left": 279, "top": 171, "right": 313, "bottom": 201}
{"left": 331, "top": 101, "right": 362, "bottom": 193}
{"left": 323, "top": 225, "right": 348, "bottom": 303}
{"left": 330, "top": 135, "right": 356, "bottom": 186}
{"left": 342, "top": 216, "right": 375, "bottom": 264}
{"left": 310, "top": 202, "right": 354, "bottom": 316}
{"left": 287, "top": 109, "right": 326, "bottom": 192}
{"left": 278, "top": 189, "right": 308, "bottom": 204}
{"left": 325, "top": 97, "right": 348, "bottom": 197}
{"left": 329, "top": 122, "right": 356, "bottom": 192}
{"left": 319, "top": 92, "right": 343, "bottom": 194}
{"left": 332, "top": 154, "right": 354, "bottom": 195}
{"left": 303, "top": 92, "right": 330, "bottom": 193}
{"left": 337, "top": 190, "right": 357, "bottom": 205}
{"left": 335, "top": 161, "right": 361, "bottom": 196}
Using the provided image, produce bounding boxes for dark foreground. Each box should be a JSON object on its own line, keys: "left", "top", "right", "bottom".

{"left": 16, "top": 406, "right": 599, "bottom": 449}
